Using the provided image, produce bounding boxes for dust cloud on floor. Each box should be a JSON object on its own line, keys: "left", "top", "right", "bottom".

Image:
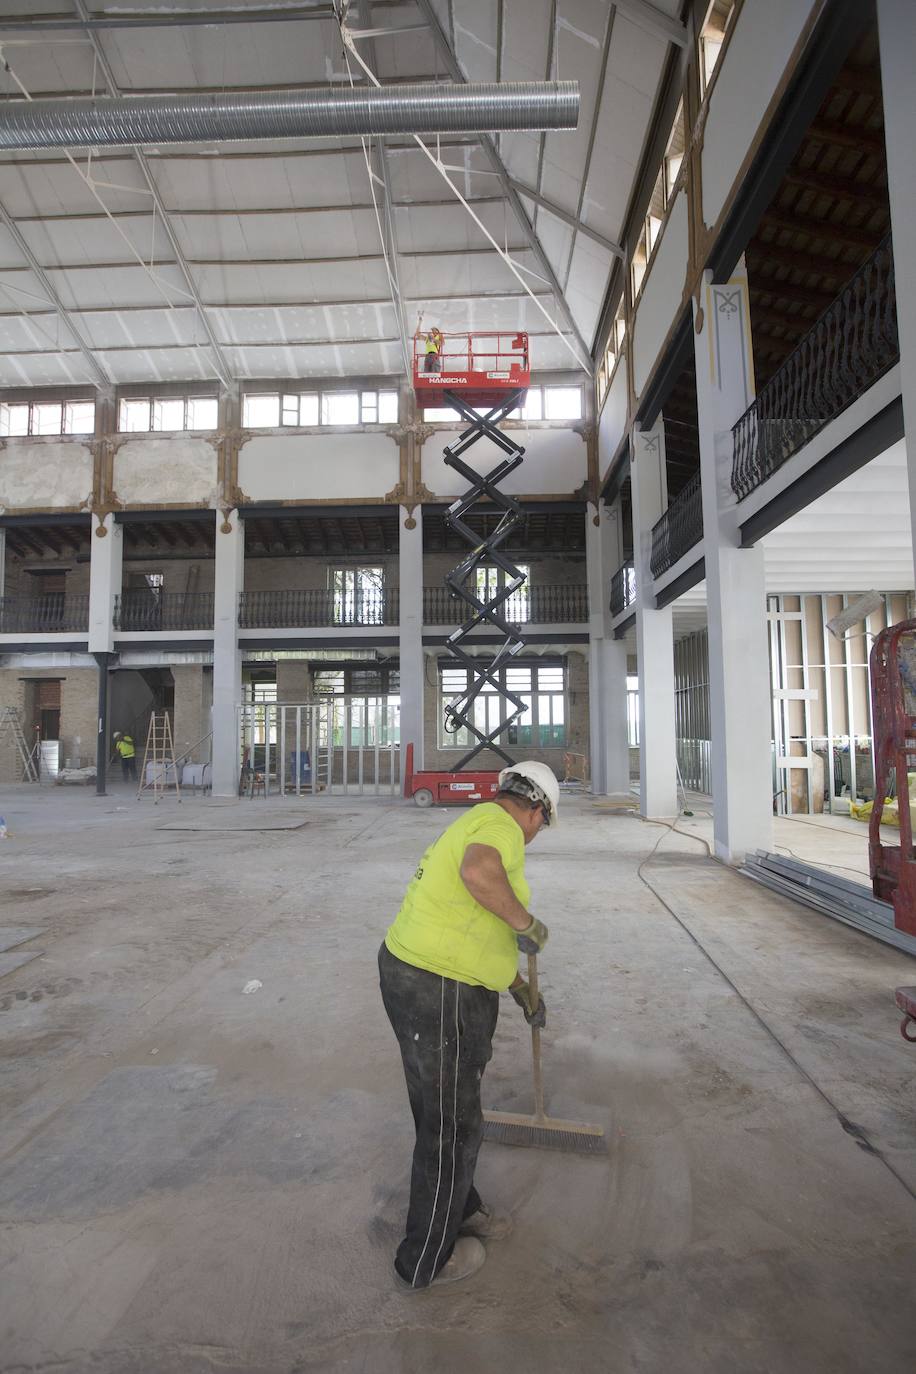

{"left": 0, "top": 786, "right": 914, "bottom": 1373}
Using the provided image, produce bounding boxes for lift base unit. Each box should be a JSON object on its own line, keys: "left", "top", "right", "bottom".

{"left": 403, "top": 744, "right": 500, "bottom": 808}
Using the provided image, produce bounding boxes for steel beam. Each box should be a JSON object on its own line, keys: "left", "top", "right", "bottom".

{"left": 509, "top": 179, "right": 624, "bottom": 258}
{"left": 413, "top": 0, "right": 593, "bottom": 373}
{"left": 72, "top": 0, "right": 233, "bottom": 388}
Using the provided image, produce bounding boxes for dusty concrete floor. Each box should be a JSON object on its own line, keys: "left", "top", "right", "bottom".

{"left": 0, "top": 783, "right": 914, "bottom": 1374}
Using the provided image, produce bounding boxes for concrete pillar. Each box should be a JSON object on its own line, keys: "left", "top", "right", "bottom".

{"left": 398, "top": 505, "right": 424, "bottom": 767}
{"left": 172, "top": 665, "right": 207, "bottom": 762}
{"left": 88, "top": 513, "right": 122, "bottom": 654}
{"left": 586, "top": 500, "right": 631, "bottom": 794}
{"left": 0, "top": 526, "right": 6, "bottom": 600}
{"left": 211, "top": 508, "right": 243, "bottom": 797}
{"left": 631, "top": 419, "right": 678, "bottom": 817}
{"left": 694, "top": 269, "right": 773, "bottom": 862}
{"left": 877, "top": 0, "right": 916, "bottom": 587}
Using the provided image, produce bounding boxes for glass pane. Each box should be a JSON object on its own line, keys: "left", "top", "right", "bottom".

{"left": 242, "top": 394, "right": 279, "bottom": 427}
{"left": 152, "top": 397, "right": 185, "bottom": 431}
{"left": 361, "top": 391, "right": 378, "bottom": 423}
{"left": 424, "top": 406, "right": 462, "bottom": 423}
{"left": 119, "top": 398, "right": 150, "bottom": 432}
{"left": 544, "top": 387, "right": 582, "bottom": 420}
{"left": 281, "top": 394, "right": 299, "bottom": 424}
{"left": 321, "top": 392, "right": 359, "bottom": 425}
{"left": 64, "top": 401, "right": 95, "bottom": 434}
{"left": 187, "top": 397, "right": 217, "bottom": 430}
{"left": 378, "top": 390, "right": 399, "bottom": 422}
{"left": 1, "top": 402, "right": 29, "bottom": 436}
{"left": 299, "top": 393, "right": 319, "bottom": 425}
{"left": 32, "top": 402, "right": 63, "bottom": 435}
{"left": 522, "top": 389, "right": 542, "bottom": 420}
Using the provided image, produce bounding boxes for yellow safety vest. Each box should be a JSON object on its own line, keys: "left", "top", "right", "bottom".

{"left": 116, "top": 736, "right": 135, "bottom": 759}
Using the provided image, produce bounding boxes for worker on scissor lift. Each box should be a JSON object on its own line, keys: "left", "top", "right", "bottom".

{"left": 423, "top": 326, "right": 444, "bottom": 373}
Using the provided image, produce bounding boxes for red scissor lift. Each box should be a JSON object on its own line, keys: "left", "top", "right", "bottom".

{"left": 868, "top": 620, "right": 916, "bottom": 1041}
{"left": 405, "top": 331, "right": 531, "bottom": 807}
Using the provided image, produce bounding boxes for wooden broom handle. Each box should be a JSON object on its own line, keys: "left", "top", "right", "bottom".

{"left": 527, "top": 952, "right": 546, "bottom": 1120}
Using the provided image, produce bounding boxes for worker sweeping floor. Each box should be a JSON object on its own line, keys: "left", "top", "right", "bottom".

{"left": 0, "top": 787, "right": 914, "bottom": 1372}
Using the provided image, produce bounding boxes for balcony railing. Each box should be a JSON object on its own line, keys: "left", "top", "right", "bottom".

{"left": 115, "top": 590, "right": 214, "bottom": 631}
{"left": 0, "top": 593, "right": 89, "bottom": 634}
{"left": 423, "top": 583, "right": 588, "bottom": 623}
{"left": 732, "top": 234, "right": 898, "bottom": 501}
{"left": 239, "top": 587, "right": 399, "bottom": 628}
{"left": 609, "top": 561, "right": 636, "bottom": 616}
{"left": 650, "top": 472, "right": 703, "bottom": 578}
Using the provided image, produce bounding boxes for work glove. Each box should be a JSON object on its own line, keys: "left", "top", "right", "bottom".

{"left": 510, "top": 980, "right": 547, "bottom": 1029}
{"left": 516, "top": 916, "right": 549, "bottom": 955}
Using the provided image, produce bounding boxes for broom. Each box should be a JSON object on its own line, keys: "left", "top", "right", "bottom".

{"left": 482, "top": 953, "right": 607, "bottom": 1155}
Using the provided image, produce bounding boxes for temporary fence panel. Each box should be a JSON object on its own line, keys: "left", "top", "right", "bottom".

{"left": 238, "top": 699, "right": 400, "bottom": 797}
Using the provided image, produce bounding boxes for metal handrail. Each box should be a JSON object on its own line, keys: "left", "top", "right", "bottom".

{"left": 239, "top": 587, "right": 399, "bottom": 628}
{"left": 732, "top": 234, "right": 898, "bottom": 500}
{"left": 650, "top": 472, "right": 703, "bottom": 578}
{"left": 609, "top": 561, "right": 636, "bottom": 616}
{"left": 115, "top": 590, "right": 214, "bottom": 631}
{"left": 0, "top": 593, "right": 89, "bottom": 633}
{"left": 422, "top": 583, "right": 588, "bottom": 623}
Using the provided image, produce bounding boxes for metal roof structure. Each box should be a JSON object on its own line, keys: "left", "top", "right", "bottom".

{"left": 0, "top": 0, "right": 684, "bottom": 388}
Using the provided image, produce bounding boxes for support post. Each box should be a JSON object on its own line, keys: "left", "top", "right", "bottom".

{"left": 877, "top": 0, "right": 916, "bottom": 589}
{"left": 0, "top": 526, "right": 6, "bottom": 601}
{"left": 211, "top": 508, "right": 243, "bottom": 797}
{"left": 694, "top": 267, "right": 773, "bottom": 862}
{"left": 94, "top": 651, "right": 112, "bottom": 796}
{"left": 586, "top": 500, "right": 631, "bottom": 794}
{"left": 88, "top": 512, "right": 122, "bottom": 654}
{"left": 631, "top": 419, "right": 677, "bottom": 817}
{"left": 398, "top": 504, "right": 424, "bottom": 768}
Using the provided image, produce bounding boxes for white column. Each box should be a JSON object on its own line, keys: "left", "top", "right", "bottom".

{"left": 631, "top": 419, "right": 677, "bottom": 817}
{"left": 398, "top": 505, "right": 424, "bottom": 767}
{"left": 877, "top": 0, "right": 916, "bottom": 587}
{"left": 88, "top": 512, "right": 123, "bottom": 654}
{"left": 211, "top": 508, "right": 243, "bottom": 798}
{"left": 694, "top": 269, "right": 773, "bottom": 862}
{"left": 586, "top": 500, "right": 631, "bottom": 794}
{"left": 0, "top": 526, "right": 6, "bottom": 600}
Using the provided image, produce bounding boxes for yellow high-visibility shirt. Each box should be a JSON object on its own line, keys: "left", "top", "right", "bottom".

{"left": 385, "top": 802, "right": 528, "bottom": 991}
{"left": 425, "top": 333, "right": 441, "bottom": 354}
{"left": 116, "top": 736, "right": 135, "bottom": 759}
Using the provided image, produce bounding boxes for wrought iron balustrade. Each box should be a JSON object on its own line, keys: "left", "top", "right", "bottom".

{"left": 0, "top": 593, "right": 89, "bottom": 634}
{"left": 115, "top": 590, "right": 214, "bottom": 631}
{"left": 239, "top": 586, "right": 399, "bottom": 628}
{"left": 732, "top": 234, "right": 898, "bottom": 500}
{"left": 609, "top": 561, "right": 636, "bottom": 616}
{"left": 650, "top": 472, "right": 703, "bottom": 578}
{"left": 422, "top": 583, "right": 588, "bottom": 624}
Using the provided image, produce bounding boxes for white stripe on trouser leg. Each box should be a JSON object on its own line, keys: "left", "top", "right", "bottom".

{"left": 412, "top": 977, "right": 446, "bottom": 1288}
{"left": 430, "top": 980, "right": 461, "bottom": 1279}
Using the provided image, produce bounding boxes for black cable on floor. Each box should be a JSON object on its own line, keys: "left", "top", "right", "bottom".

{"left": 634, "top": 819, "right": 916, "bottom": 1206}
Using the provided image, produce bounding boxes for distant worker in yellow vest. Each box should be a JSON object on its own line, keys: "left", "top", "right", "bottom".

{"left": 378, "top": 760, "right": 558, "bottom": 1290}
{"left": 113, "top": 731, "right": 137, "bottom": 783}
{"left": 423, "top": 326, "right": 444, "bottom": 373}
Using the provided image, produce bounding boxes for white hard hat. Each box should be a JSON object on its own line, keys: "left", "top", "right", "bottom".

{"left": 497, "top": 760, "right": 560, "bottom": 826}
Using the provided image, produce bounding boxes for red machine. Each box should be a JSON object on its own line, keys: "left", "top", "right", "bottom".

{"left": 403, "top": 743, "right": 500, "bottom": 809}
{"left": 413, "top": 330, "right": 530, "bottom": 408}
{"left": 868, "top": 619, "right": 916, "bottom": 936}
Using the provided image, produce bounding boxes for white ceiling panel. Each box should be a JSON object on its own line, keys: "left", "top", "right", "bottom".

{"left": 0, "top": 157, "right": 149, "bottom": 218}
{"left": 223, "top": 339, "right": 403, "bottom": 379}
{"left": 451, "top": 0, "right": 500, "bottom": 83}
{"left": 400, "top": 248, "right": 538, "bottom": 299}
{"left": 192, "top": 260, "right": 394, "bottom": 307}
{"left": 501, "top": 0, "right": 553, "bottom": 82}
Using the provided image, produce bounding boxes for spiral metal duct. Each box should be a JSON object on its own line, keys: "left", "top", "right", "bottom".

{"left": 0, "top": 81, "right": 579, "bottom": 150}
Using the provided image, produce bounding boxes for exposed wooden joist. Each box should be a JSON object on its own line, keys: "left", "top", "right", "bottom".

{"left": 806, "top": 119, "right": 885, "bottom": 155}
{"left": 746, "top": 242, "right": 859, "bottom": 281}
{"left": 782, "top": 168, "right": 888, "bottom": 209}
{"left": 761, "top": 207, "right": 882, "bottom": 252}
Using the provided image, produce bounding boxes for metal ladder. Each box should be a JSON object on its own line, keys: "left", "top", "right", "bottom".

{"left": 0, "top": 707, "right": 40, "bottom": 783}
{"left": 440, "top": 388, "right": 528, "bottom": 769}
{"left": 137, "top": 711, "right": 181, "bottom": 803}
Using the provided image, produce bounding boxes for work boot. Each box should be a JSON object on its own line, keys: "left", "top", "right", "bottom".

{"left": 459, "top": 1201, "right": 514, "bottom": 1241}
{"left": 396, "top": 1236, "right": 486, "bottom": 1290}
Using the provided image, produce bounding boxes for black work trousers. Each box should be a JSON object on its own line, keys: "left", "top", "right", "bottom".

{"left": 378, "top": 942, "right": 499, "bottom": 1288}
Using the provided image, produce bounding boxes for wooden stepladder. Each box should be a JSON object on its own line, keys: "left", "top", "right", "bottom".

{"left": 0, "top": 707, "right": 40, "bottom": 783}
{"left": 137, "top": 711, "right": 181, "bottom": 803}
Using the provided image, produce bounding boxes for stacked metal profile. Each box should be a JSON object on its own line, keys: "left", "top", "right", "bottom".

{"left": 743, "top": 850, "right": 916, "bottom": 957}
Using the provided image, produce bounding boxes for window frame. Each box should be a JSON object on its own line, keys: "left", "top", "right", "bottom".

{"left": 438, "top": 659, "right": 568, "bottom": 751}
{"left": 0, "top": 395, "right": 96, "bottom": 437}
{"left": 241, "top": 387, "right": 400, "bottom": 430}
{"left": 117, "top": 393, "right": 219, "bottom": 434}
